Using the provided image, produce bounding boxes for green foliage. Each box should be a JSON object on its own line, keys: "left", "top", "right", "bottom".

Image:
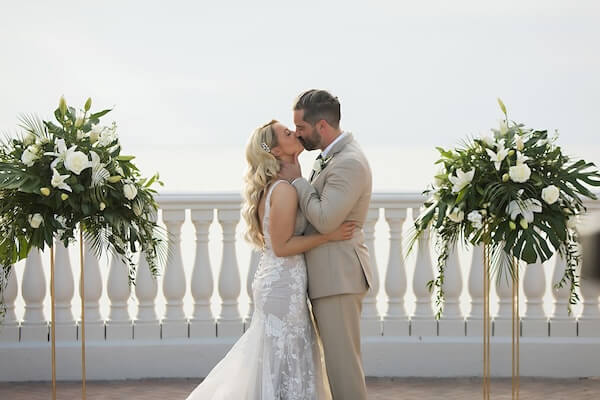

{"left": 407, "top": 101, "right": 600, "bottom": 318}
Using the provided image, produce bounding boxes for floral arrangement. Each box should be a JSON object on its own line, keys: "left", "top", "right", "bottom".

{"left": 0, "top": 96, "right": 167, "bottom": 319}
{"left": 408, "top": 100, "right": 600, "bottom": 318}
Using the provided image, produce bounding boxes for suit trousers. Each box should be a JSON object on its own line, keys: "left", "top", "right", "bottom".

{"left": 311, "top": 292, "right": 368, "bottom": 400}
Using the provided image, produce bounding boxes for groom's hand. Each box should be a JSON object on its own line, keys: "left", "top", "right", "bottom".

{"left": 279, "top": 152, "right": 302, "bottom": 183}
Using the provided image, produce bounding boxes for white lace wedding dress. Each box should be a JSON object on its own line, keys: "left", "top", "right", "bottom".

{"left": 186, "top": 180, "right": 332, "bottom": 400}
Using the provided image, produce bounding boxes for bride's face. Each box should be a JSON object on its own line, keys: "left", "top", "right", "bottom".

{"left": 271, "top": 122, "right": 303, "bottom": 157}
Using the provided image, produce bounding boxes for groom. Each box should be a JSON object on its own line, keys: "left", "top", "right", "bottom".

{"left": 279, "top": 89, "right": 373, "bottom": 400}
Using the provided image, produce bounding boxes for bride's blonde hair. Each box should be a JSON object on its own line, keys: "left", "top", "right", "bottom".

{"left": 242, "top": 120, "right": 280, "bottom": 249}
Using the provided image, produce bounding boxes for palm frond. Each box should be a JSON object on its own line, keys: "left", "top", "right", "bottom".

{"left": 17, "top": 113, "right": 48, "bottom": 139}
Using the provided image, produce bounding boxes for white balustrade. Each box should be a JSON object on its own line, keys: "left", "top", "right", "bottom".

{"left": 82, "top": 239, "right": 105, "bottom": 341}
{"left": 2, "top": 192, "right": 600, "bottom": 381}
{"left": 190, "top": 209, "right": 215, "bottom": 337}
{"left": 522, "top": 260, "right": 548, "bottom": 337}
{"left": 216, "top": 209, "right": 243, "bottom": 337}
{"left": 411, "top": 213, "right": 437, "bottom": 336}
{"left": 361, "top": 207, "right": 381, "bottom": 336}
{"left": 162, "top": 209, "right": 188, "bottom": 338}
{"left": 438, "top": 243, "right": 464, "bottom": 336}
{"left": 20, "top": 249, "right": 48, "bottom": 342}
{"left": 53, "top": 241, "right": 76, "bottom": 341}
{"left": 550, "top": 254, "right": 577, "bottom": 337}
{"left": 382, "top": 208, "right": 409, "bottom": 336}
{"left": 0, "top": 267, "right": 19, "bottom": 342}
{"left": 466, "top": 245, "right": 484, "bottom": 336}
{"left": 106, "top": 255, "right": 132, "bottom": 340}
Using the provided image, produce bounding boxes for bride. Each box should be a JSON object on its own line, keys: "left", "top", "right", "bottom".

{"left": 186, "top": 120, "right": 354, "bottom": 399}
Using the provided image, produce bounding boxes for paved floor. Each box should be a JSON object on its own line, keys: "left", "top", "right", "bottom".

{"left": 0, "top": 377, "right": 598, "bottom": 399}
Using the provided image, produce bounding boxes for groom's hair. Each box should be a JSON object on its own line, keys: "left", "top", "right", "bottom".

{"left": 293, "top": 89, "right": 341, "bottom": 129}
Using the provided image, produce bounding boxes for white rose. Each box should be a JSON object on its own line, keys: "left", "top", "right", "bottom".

{"left": 509, "top": 164, "right": 531, "bottom": 183}
{"left": 28, "top": 213, "right": 44, "bottom": 229}
{"left": 123, "top": 184, "right": 138, "bottom": 200}
{"left": 21, "top": 146, "right": 39, "bottom": 167}
{"left": 467, "top": 210, "right": 483, "bottom": 229}
{"left": 64, "top": 150, "right": 91, "bottom": 175}
{"left": 541, "top": 185, "right": 560, "bottom": 205}
{"left": 447, "top": 207, "right": 465, "bottom": 223}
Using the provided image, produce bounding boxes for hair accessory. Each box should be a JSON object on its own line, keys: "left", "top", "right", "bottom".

{"left": 261, "top": 142, "right": 271, "bottom": 153}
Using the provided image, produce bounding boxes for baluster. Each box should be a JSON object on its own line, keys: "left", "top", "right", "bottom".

{"left": 106, "top": 255, "right": 132, "bottom": 340}
{"left": 522, "top": 260, "right": 548, "bottom": 337}
{"left": 82, "top": 239, "right": 105, "bottom": 340}
{"left": 361, "top": 207, "right": 381, "bottom": 336}
{"left": 216, "top": 209, "right": 243, "bottom": 337}
{"left": 493, "top": 263, "right": 514, "bottom": 337}
{"left": 134, "top": 252, "right": 160, "bottom": 340}
{"left": 578, "top": 278, "right": 600, "bottom": 337}
{"left": 162, "top": 209, "right": 188, "bottom": 338}
{"left": 0, "top": 266, "right": 19, "bottom": 342}
{"left": 190, "top": 209, "right": 216, "bottom": 337}
{"left": 21, "top": 249, "right": 48, "bottom": 342}
{"left": 550, "top": 254, "right": 577, "bottom": 337}
{"left": 411, "top": 210, "right": 437, "bottom": 337}
{"left": 244, "top": 249, "right": 261, "bottom": 331}
{"left": 466, "top": 245, "right": 484, "bottom": 336}
{"left": 382, "top": 208, "right": 409, "bottom": 336}
{"left": 438, "top": 243, "right": 465, "bottom": 336}
{"left": 53, "top": 241, "right": 76, "bottom": 341}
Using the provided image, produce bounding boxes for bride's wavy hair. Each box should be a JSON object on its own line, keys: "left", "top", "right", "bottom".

{"left": 242, "top": 120, "right": 280, "bottom": 249}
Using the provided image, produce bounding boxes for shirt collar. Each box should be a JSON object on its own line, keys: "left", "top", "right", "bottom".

{"left": 321, "top": 131, "right": 347, "bottom": 158}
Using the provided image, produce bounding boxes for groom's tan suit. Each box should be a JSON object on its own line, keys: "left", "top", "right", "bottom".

{"left": 293, "top": 132, "right": 372, "bottom": 400}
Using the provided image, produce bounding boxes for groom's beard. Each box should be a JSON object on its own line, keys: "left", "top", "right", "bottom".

{"left": 299, "top": 128, "right": 321, "bottom": 151}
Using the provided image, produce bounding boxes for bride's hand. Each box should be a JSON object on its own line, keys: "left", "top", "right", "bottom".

{"left": 327, "top": 221, "right": 356, "bottom": 242}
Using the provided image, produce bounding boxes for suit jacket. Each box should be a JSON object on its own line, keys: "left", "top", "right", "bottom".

{"left": 293, "top": 132, "right": 373, "bottom": 299}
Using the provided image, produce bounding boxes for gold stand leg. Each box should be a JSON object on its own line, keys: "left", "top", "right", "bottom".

{"left": 50, "top": 245, "right": 56, "bottom": 400}
{"left": 512, "top": 258, "right": 520, "bottom": 399}
{"left": 80, "top": 230, "right": 87, "bottom": 400}
{"left": 483, "top": 244, "right": 491, "bottom": 399}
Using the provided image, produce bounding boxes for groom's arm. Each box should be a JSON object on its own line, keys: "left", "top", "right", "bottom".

{"left": 293, "top": 158, "right": 367, "bottom": 234}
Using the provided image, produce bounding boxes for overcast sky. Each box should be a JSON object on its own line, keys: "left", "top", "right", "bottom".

{"left": 1, "top": 1, "right": 599, "bottom": 191}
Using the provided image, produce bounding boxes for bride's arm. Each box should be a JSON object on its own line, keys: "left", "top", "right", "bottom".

{"left": 269, "top": 182, "right": 354, "bottom": 258}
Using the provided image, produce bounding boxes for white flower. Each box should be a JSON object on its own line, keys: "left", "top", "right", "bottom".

{"left": 76, "top": 130, "right": 85, "bottom": 140}
{"left": 515, "top": 135, "right": 524, "bottom": 151}
{"left": 51, "top": 168, "right": 72, "bottom": 192}
{"left": 480, "top": 132, "right": 495, "bottom": 147}
{"left": 99, "top": 202, "right": 106, "bottom": 211}
{"left": 433, "top": 166, "right": 446, "bottom": 188}
{"left": 516, "top": 151, "right": 529, "bottom": 165}
{"left": 507, "top": 197, "right": 542, "bottom": 223}
{"left": 45, "top": 138, "right": 68, "bottom": 169}
{"left": 21, "top": 145, "right": 40, "bottom": 167}
{"left": 467, "top": 210, "right": 483, "bottom": 229}
{"left": 132, "top": 202, "right": 143, "bottom": 216}
{"left": 509, "top": 163, "right": 531, "bottom": 183}
{"left": 312, "top": 159, "right": 322, "bottom": 174}
{"left": 486, "top": 142, "right": 509, "bottom": 170}
{"left": 89, "top": 151, "right": 109, "bottom": 187}
{"left": 55, "top": 215, "right": 67, "bottom": 228}
{"left": 89, "top": 125, "right": 103, "bottom": 144}
{"left": 447, "top": 207, "right": 465, "bottom": 223}
{"left": 23, "top": 132, "right": 36, "bottom": 146}
{"left": 448, "top": 168, "right": 475, "bottom": 193}
{"left": 499, "top": 120, "right": 509, "bottom": 135}
{"left": 28, "top": 213, "right": 44, "bottom": 229}
{"left": 541, "top": 185, "right": 560, "bottom": 205}
{"left": 98, "top": 124, "right": 118, "bottom": 147}
{"left": 123, "top": 183, "right": 137, "bottom": 200}
{"left": 64, "top": 147, "right": 91, "bottom": 175}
